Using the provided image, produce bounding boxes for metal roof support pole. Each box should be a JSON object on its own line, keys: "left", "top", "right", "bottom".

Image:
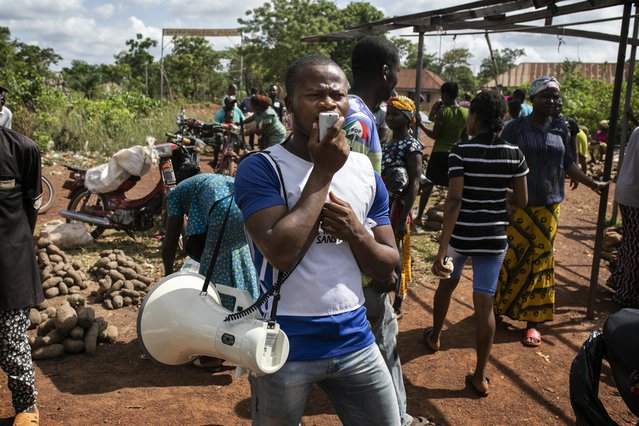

{"left": 160, "top": 30, "right": 165, "bottom": 100}
{"left": 587, "top": 2, "right": 632, "bottom": 319}
{"left": 413, "top": 31, "right": 425, "bottom": 138}
{"left": 611, "top": 2, "right": 639, "bottom": 224}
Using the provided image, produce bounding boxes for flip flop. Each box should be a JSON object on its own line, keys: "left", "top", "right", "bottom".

{"left": 410, "top": 415, "right": 435, "bottom": 425}
{"left": 423, "top": 327, "right": 439, "bottom": 352}
{"left": 13, "top": 407, "right": 39, "bottom": 426}
{"left": 193, "top": 356, "right": 224, "bottom": 372}
{"left": 465, "top": 373, "right": 489, "bottom": 397}
{"left": 523, "top": 328, "right": 542, "bottom": 347}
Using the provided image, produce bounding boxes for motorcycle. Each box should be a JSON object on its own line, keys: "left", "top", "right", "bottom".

{"left": 59, "top": 140, "right": 203, "bottom": 239}
{"left": 174, "top": 110, "right": 246, "bottom": 175}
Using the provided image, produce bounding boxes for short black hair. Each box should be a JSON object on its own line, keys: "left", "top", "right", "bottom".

{"left": 470, "top": 90, "right": 507, "bottom": 133}
{"left": 511, "top": 88, "right": 526, "bottom": 101}
{"left": 285, "top": 55, "right": 340, "bottom": 97}
{"left": 351, "top": 36, "right": 399, "bottom": 82}
{"left": 441, "top": 82, "right": 459, "bottom": 98}
{"left": 508, "top": 98, "right": 522, "bottom": 117}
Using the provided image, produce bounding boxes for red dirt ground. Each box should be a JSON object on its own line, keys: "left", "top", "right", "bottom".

{"left": 1, "top": 152, "right": 636, "bottom": 425}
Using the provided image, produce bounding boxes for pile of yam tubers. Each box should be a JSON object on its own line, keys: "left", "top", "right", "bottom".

{"left": 36, "top": 237, "right": 93, "bottom": 298}
{"left": 89, "top": 249, "right": 154, "bottom": 310}
{"left": 28, "top": 295, "right": 118, "bottom": 359}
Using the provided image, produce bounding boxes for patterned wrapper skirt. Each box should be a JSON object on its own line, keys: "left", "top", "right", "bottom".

{"left": 390, "top": 197, "right": 412, "bottom": 299}
{"left": 494, "top": 204, "right": 559, "bottom": 323}
{"left": 607, "top": 204, "right": 639, "bottom": 308}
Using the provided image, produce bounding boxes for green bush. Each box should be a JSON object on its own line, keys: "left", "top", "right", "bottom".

{"left": 13, "top": 88, "right": 185, "bottom": 154}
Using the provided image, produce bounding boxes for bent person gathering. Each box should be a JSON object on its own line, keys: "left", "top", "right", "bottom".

{"left": 2, "top": 3, "right": 639, "bottom": 424}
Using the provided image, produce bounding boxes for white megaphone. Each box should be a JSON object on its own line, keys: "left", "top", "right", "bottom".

{"left": 136, "top": 272, "right": 289, "bottom": 376}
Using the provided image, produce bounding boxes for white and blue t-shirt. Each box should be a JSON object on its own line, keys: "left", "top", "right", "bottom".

{"left": 234, "top": 144, "right": 390, "bottom": 361}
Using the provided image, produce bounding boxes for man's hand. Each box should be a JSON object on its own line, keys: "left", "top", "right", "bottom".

{"left": 308, "top": 118, "right": 349, "bottom": 178}
{"left": 370, "top": 271, "right": 398, "bottom": 294}
{"left": 591, "top": 180, "right": 610, "bottom": 195}
{"left": 320, "top": 192, "right": 365, "bottom": 242}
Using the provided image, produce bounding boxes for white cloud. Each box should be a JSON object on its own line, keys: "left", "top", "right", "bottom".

{"left": 166, "top": 0, "right": 261, "bottom": 24}
{"left": 130, "top": 0, "right": 162, "bottom": 5}
{"left": 94, "top": 3, "right": 116, "bottom": 19}
{"left": 0, "top": 0, "right": 83, "bottom": 19}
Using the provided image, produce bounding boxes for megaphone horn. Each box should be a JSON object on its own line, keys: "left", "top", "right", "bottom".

{"left": 136, "top": 272, "right": 289, "bottom": 376}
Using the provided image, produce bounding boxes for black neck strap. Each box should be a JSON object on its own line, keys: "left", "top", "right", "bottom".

{"left": 199, "top": 194, "right": 234, "bottom": 295}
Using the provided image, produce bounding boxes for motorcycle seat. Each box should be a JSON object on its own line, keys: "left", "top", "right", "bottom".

{"left": 64, "top": 164, "right": 87, "bottom": 173}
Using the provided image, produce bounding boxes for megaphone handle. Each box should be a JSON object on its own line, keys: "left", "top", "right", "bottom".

{"left": 268, "top": 285, "right": 282, "bottom": 322}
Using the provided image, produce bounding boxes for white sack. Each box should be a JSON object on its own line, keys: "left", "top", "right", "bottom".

{"left": 85, "top": 138, "right": 158, "bottom": 193}
{"left": 39, "top": 220, "right": 93, "bottom": 249}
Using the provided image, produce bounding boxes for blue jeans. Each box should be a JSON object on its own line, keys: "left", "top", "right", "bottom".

{"left": 249, "top": 342, "right": 401, "bottom": 426}
{"left": 448, "top": 248, "right": 507, "bottom": 296}
{"left": 363, "top": 286, "right": 412, "bottom": 426}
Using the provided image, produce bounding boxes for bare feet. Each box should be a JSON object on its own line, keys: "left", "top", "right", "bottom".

{"left": 423, "top": 327, "right": 440, "bottom": 352}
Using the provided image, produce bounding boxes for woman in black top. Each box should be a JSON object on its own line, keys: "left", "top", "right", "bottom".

{"left": 424, "top": 91, "right": 528, "bottom": 396}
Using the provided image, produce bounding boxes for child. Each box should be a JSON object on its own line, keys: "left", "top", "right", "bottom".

{"left": 423, "top": 90, "right": 529, "bottom": 396}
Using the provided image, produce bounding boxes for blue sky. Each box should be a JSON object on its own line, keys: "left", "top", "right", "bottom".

{"left": 0, "top": 0, "right": 628, "bottom": 72}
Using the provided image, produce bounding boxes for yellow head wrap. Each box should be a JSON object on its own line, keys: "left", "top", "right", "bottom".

{"left": 388, "top": 96, "right": 416, "bottom": 126}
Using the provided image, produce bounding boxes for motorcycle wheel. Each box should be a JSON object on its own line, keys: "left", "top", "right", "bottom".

{"left": 66, "top": 189, "right": 108, "bottom": 239}
{"left": 38, "top": 175, "right": 56, "bottom": 214}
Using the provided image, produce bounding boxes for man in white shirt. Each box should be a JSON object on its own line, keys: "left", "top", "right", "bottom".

{"left": 0, "top": 86, "right": 12, "bottom": 129}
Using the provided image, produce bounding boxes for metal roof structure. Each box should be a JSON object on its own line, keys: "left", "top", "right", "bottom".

{"left": 303, "top": 0, "right": 634, "bottom": 45}
{"left": 484, "top": 62, "right": 630, "bottom": 87}
{"left": 304, "top": 0, "right": 636, "bottom": 318}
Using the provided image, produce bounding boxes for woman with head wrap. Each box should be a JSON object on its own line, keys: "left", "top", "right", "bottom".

{"left": 423, "top": 90, "right": 529, "bottom": 396}
{"left": 381, "top": 96, "right": 423, "bottom": 315}
{"left": 247, "top": 94, "right": 287, "bottom": 150}
{"left": 493, "top": 76, "right": 608, "bottom": 347}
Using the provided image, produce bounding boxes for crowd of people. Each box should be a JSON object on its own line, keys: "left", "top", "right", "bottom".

{"left": 2, "top": 35, "right": 637, "bottom": 425}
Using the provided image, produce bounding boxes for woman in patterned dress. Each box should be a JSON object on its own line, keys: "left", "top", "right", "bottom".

{"left": 381, "top": 96, "right": 423, "bottom": 315}
{"left": 493, "top": 76, "right": 608, "bottom": 347}
{"left": 162, "top": 173, "right": 258, "bottom": 301}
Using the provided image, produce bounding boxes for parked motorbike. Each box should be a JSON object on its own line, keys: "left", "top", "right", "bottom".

{"left": 59, "top": 140, "right": 203, "bottom": 239}
{"left": 174, "top": 110, "right": 246, "bottom": 175}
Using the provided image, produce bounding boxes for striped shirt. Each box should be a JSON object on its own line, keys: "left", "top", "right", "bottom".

{"left": 448, "top": 133, "right": 528, "bottom": 255}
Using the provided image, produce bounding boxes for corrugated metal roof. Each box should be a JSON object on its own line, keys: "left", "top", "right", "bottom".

{"left": 484, "top": 62, "right": 630, "bottom": 87}
{"left": 397, "top": 68, "right": 445, "bottom": 91}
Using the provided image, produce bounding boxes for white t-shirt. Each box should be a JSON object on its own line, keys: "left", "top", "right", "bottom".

{"left": 0, "top": 106, "right": 12, "bottom": 129}
{"left": 234, "top": 144, "right": 391, "bottom": 360}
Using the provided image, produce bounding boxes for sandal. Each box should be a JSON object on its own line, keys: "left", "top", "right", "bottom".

{"left": 13, "top": 407, "right": 39, "bottom": 426}
{"left": 523, "top": 328, "right": 542, "bottom": 347}
{"left": 410, "top": 415, "right": 435, "bottom": 425}
{"left": 465, "top": 372, "right": 489, "bottom": 397}
{"left": 423, "top": 327, "right": 439, "bottom": 352}
{"left": 193, "top": 356, "right": 224, "bottom": 371}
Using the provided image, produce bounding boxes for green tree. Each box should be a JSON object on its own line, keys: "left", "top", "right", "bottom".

{"left": 163, "top": 37, "right": 222, "bottom": 101}
{"left": 330, "top": 2, "right": 386, "bottom": 79}
{"left": 477, "top": 47, "right": 525, "bottom": 84}
{"left": 0, "top": 27, "right": 61, "bottom": 108}
{"left": 239, "top": 0, "right": 340, "bottom": 87}
{"left": 455, "top": 66, "right": 478, "bottom": 94}
{"left": 114, "top": 33, "right": 158, "bottom": 92}
{"left": 438, "top": 48, "right": 472, "bottom": 82}
{"left": 62, "top": 60, "right": 103, "bottom": 98}
{"left": 402, "top": 42, "right": 438, "bottom": 71}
